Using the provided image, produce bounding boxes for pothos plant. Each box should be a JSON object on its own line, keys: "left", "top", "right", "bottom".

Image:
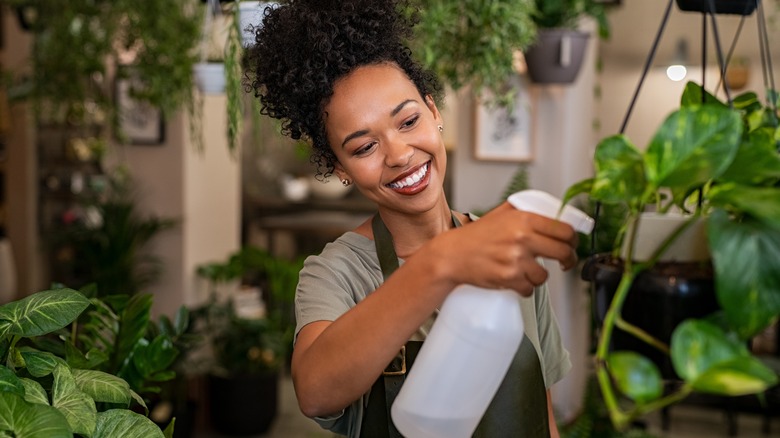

{"left": 0, "top": 286, "right": 183, "bottom": 437}
{"left": 562, "top": 81, "right": 780, "bottom": 430}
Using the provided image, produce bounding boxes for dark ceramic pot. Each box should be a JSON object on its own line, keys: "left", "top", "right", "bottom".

{"left": 208, "top": 372, "right": 279, "bottom": 436}
{"left": 524, "top": 29, "right": 590, "bottom": 85}
{"left": 676, "top": 0, "right": 758, "bottom": 15}
{"left": 583, "top": 254, "right": 721, "bottom": 378}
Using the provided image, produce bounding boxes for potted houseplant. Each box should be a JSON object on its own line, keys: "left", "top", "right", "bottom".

{"left": 0, "top": 285, "right": 185, "bottom": 437}
{"left": 407, "top": 0, "right": 537, "bottom": 106}
{"left": 562, "top": 81, "right": 780, "bottom": 430}
{"left": 676, "top": 0, "right": 758, "bottom": 15}
{"left": 194, "top": 245, "right": 301, "bottom": 435}
{"left": 45, "top": 167, "right": 176, "bottom": 296}
{"left": 2, "top": 0, "right": 203, "bottom": 140}
{"left": 524, "top": 0, "right": 611, "bottom": 84}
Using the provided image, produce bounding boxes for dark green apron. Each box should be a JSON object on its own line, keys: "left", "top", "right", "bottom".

{"left": 360, "top": 212, "right": 550, "bottom": 437}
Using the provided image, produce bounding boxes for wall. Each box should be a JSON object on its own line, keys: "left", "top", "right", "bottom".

{"left": 105, "top": 95, "right": 241, "bottom": 318}
{"left": 1, "top": 5, "right": 45, "bottom": 298}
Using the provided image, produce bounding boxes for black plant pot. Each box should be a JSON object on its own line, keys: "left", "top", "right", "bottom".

{"left": 583, "top": 254, "right": 720, "bottom": 379}
{"left": 524, "top": 29, "right": 590, "bottom": 85}
{"left": 208, "top": 372, "right": 279, "bottom": 436}
{"left": 676, "top": 0, "right": 758, "bottom": 15}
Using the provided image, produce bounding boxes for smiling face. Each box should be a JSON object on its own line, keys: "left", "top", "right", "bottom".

{"left": 324, "top": 62, "right": 447, "bottom": 216}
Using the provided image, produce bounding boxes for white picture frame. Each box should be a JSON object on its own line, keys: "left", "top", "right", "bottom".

{"left": 473, "top": 80, "right": 534, "bottom": 163}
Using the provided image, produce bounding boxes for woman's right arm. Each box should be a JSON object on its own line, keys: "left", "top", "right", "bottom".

{"left": 292, "top": 203, "right": 578, "bottom": 418}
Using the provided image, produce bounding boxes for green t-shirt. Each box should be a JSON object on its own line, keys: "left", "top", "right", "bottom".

{"left": 294, "top": 230, "right": 571, "bottom": 437}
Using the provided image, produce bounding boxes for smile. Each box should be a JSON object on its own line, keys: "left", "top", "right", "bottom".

{"left": 387, "top": 162, "right": 429, "bottom": 189}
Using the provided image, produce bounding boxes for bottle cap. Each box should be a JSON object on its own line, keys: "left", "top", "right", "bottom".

{"left": 507, "top": 190, "right": 595, "bottom": 235}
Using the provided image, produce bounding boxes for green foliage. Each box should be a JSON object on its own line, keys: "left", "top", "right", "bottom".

{"left": 532, "top": 0, "right": 611, "bottom": 38}
{"left": 195, "top": 246, "right": 303, "bottom": 376}
{"left": 409, "top": 0, "right": 537, "bottom": 107}
{"left": 46, "top": 168, "right": 176, "bottom": 296}
{"left": 0, "top": 288, "right": 178, "bottom": 437}
{"left": 563, "top": 82, "right": 780, "bottom": 429}
{"left": 3, "top": 0, "right": 202, "bottom": 133}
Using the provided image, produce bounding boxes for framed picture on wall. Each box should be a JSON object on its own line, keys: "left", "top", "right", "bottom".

{"left": 115, "top": 68, "right": 165, "bottom": 145}
{"left": 473, "top": 83, "right": 534, "bottom": 163}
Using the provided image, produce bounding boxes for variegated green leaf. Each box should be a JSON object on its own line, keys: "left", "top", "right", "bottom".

{"left": 645, "top": 105, "right": 741, "bottom": 197}
{"left": 670, "top": 319, "right": 749, "bottom": 384}
{"left": 0, "top": 289, "right": 89, "bottom": 338}
{"left": 52, "top": 365, "right": 97, "bottom": 437}
{"left": 19, "top": 348, "right": 67, "bottom": 378}
{"left": 73, "top": 370, "right": 132, "bottom": 406}
{"left": 718, "top": 128, "right": 780, "bottom": 185}
{"left": 709, "top": 184, "right": 780, "bottom": 230}
{"left": 690, "top": 357, "right": 778, "bottom": 396}
{"left": 0, "top": 392, "right": 72, "bottom": 438}
{"left": 591, "top": 134, "right": 646, "bottom": 205}
{"left": 0, "top": 365, "right": 25, "bottom": 397}
{"left": 19, "top": 378, "right": 49, "bottom": 406}
{"left": 94, "top": 409, "right": 165, "bottom": 438}
{"left": 708, "top": 211, "right": 780, "bottom": 338}
{"left": 607, "top": 351, "right": 663, "bottom": 404}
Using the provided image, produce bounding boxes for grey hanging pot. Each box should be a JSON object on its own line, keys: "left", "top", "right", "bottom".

{"left": 524, "top": 29, "right": 590, "bottom": 85}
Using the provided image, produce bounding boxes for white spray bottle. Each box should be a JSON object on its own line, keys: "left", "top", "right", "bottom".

{"left": 391, "top": 190, "right": 594, "bottom": 438}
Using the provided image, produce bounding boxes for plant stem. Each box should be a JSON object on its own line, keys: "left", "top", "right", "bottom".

{"left": 633, "top": 383, "right": 693, "bottom": 417}
{"left": 614, "top": 317, "right": 670, "bottom": 354}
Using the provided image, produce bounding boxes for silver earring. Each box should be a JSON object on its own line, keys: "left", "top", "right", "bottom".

{"left": 438, "top": 125, "right": 444, "bottom": 133}
{"left": 341, "top": 179, "right": 352, "bottom": 187}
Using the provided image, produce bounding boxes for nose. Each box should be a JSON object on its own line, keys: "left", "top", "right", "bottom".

{"left": 383, "top": 136, "right": 414, "bottom": 168}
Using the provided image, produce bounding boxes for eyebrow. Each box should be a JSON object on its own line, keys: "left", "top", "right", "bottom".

{"left": 340, "top": 99, "right": 417, "bottom": 149}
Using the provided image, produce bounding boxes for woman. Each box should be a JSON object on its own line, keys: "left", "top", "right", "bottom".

{"left": 247, "top": 1, "right": 579, "bottom": 436}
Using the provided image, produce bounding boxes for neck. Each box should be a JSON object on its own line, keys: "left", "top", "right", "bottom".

{"left": 378, "top": 201, "right": 455, "bottom": 259}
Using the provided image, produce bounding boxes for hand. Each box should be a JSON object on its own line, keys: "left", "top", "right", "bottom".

{"left": 429, "top": 202, "right": 579, "bottom": 296}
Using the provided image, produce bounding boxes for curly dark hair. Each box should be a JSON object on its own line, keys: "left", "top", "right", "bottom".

{"left": 245, "top": 0, "right": 443, "bottom": 177}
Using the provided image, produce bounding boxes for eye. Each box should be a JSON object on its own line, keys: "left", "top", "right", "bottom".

{"left": 400, "top": 114, "right": 420, "bottom": 130}
{"left": 354, "top": 141, "right": 378, "bottom": 156}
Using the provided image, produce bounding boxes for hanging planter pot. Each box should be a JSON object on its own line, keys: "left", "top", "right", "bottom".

{"left": 524, "top": 29, "right": 590, "bottom": 85}
{"left": 193, "top": 62, "right": 226, "bottom": 94}
{"left": 676, "top": 0, "right": 758, "bottom": 15}
{"left": 584, "top": 253, "right": 720, "bottom": 379}
{"left": 584, "top": 213, "right": 718, "bottom": 379}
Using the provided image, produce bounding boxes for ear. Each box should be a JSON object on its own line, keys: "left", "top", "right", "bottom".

{"left": 425, "top": 94, "right": 443, "bottom": 124}
{"left": 333, "top": 161, "right": 349, "bottom": 182}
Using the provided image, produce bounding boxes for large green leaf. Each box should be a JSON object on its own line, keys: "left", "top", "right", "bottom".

{"left": 680, "top": 81, "right": 727, "bottom": 108}
{"left": 0, "top": 365, "right": 25, "bottom": 397}
{"left": 0, "top": 289, "right": 89, "bottom": 338}
{"left": 591, "top": 134, "right": 646, "bottom": 205}
{"left": 52, "top": 365, "right": 97, "bottom": 437}
{"left": 645, "top": 105, "right": 741, "bottom": 197}
{"left": 670, "top": 320, "right": 750, "bottom": 384}
{"left": 708, "top": 211, "right": 780, "bottom": 338}
{"left": 94, "top": 410, "right": 164, "bottom": 438}
{"left": 0, "top": 392, "right": 72, "bottom": 438}
{"left": 606, "top": 351, "right": 663, "bottom": 404}
{"left": 19, "top": 378, "right": 49, "bottom": 406}
{"left": 73, "top": 370, "right": 132, "bottom": 406}
{"left": 717, "top": 128, "right": 780, "bottom": 185}
{"left": 19, "top": 348, "right": 67, "bottom": 378}
{"left": 690, "top": 357, "right": 778, "bottom": 396}
{"left": 708, "top": 184, "right": 780, "bottom": 230}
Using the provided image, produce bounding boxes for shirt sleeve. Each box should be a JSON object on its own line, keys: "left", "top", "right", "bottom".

{"left": 535, "top": 281, "right": 572, "bottom": 388}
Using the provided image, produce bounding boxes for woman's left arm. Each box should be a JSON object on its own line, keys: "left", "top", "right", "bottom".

{"left": 547, "top": 390, "right": 560, "bottom": 438}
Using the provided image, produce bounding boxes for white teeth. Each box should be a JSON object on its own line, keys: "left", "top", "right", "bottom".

{"left": 389, "top": 163, "right": 428, "bottom": 189}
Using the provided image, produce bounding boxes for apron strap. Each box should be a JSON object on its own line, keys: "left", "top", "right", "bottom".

{"left": 361, "top": 212, "right": 461, "bottom": 438}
